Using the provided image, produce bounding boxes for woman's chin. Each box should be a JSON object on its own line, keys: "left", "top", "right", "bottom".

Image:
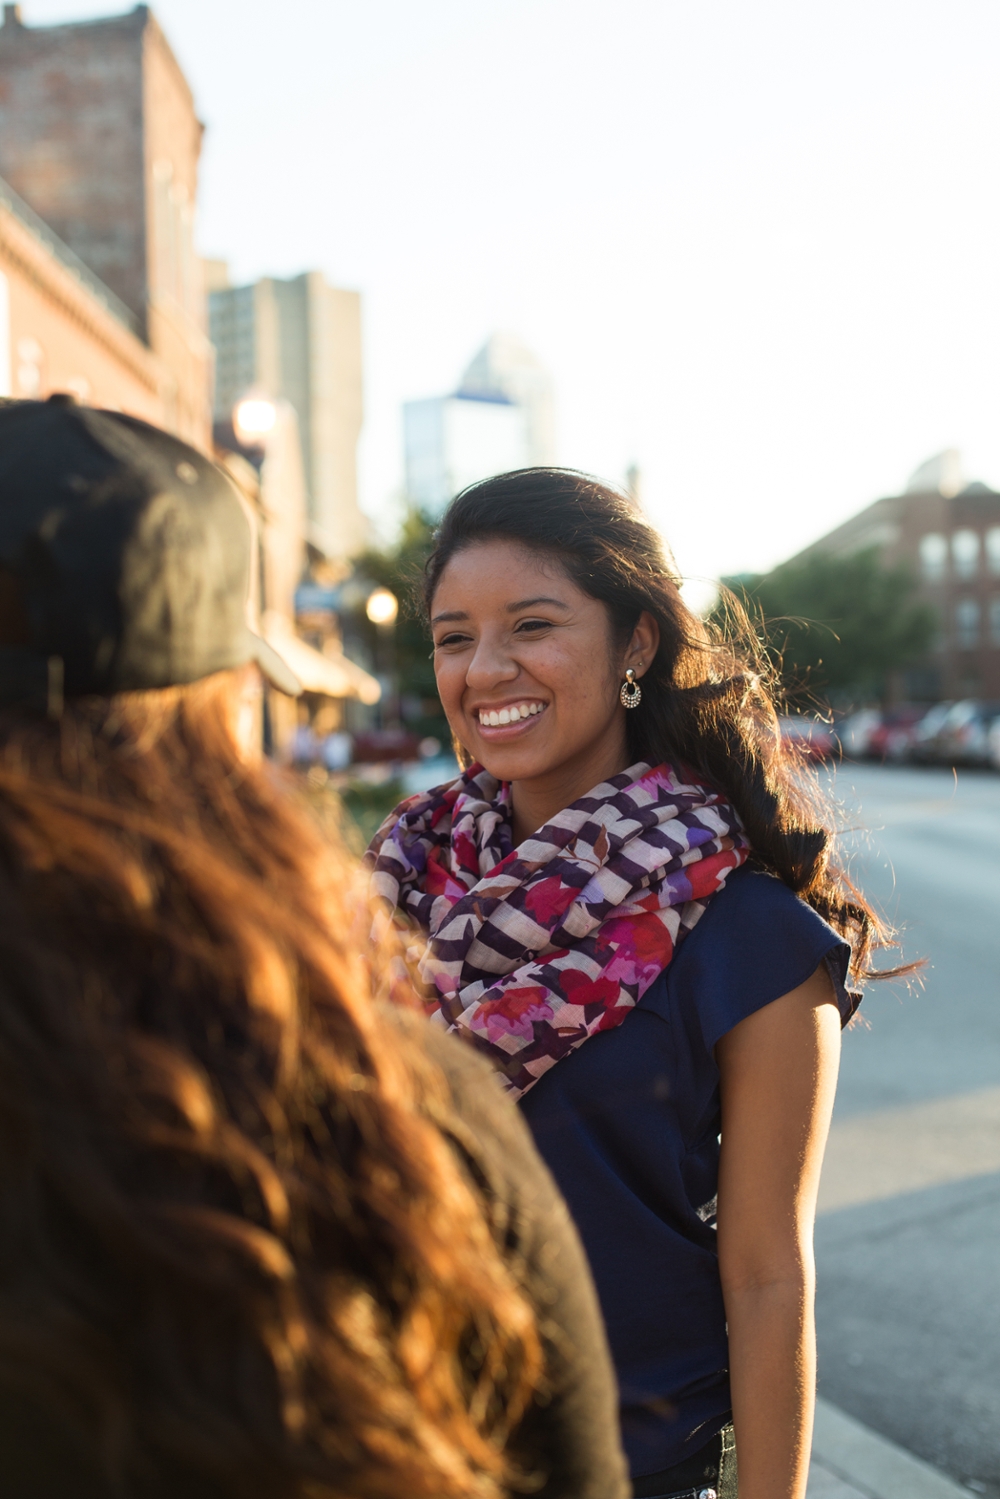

{"left": 473, "top": 743, "right": 550, "bottom": 783}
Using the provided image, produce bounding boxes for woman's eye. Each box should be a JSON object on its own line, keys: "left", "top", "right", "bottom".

{"left": 515, "top": 618, "right": 552, "bottom": 634}
{"left": 435, "top": 632, "right": 471, "bottom": 649}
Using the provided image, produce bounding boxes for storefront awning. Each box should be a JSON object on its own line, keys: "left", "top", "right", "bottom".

{"left": 262, "top": 612, "right": 381, "bottom": 704}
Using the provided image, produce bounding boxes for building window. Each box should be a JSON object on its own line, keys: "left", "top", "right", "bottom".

{"left": 990, "top": 598, "right": 1000, "bottom": 647}
{"left": 987, "top": 527, "right": 1000, "bottom": 577}
{"left": 951, "top": 529, "right": 980, "bottom": 580}
{"left": 919, "top": 532, "right": 948, "bottom": 582}
{"left": 955, "top": 598, "right": 980, "bottom": 650}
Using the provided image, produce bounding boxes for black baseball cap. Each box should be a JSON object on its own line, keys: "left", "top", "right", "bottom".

{"left": 0, "top": 396, "right": 300, "bottom": 707}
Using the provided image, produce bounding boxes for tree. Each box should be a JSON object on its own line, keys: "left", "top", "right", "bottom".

{"left": 349, "top": 507, "right": 448, "bottom": 739}
{"left": 717, "top": 547, "right": 937, "bottom": 706}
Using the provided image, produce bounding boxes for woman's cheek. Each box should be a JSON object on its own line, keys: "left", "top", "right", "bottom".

{"left": 436, "top": 669, "right": 466, "bottom": 725}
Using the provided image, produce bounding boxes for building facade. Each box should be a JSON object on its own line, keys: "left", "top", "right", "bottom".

{"left": 0, "top": 3, "right": 211, "bottom": 447}
{"left": 787, "top": 452, "right": 1000, "bottom": 699}
{"left": 209, "top": 270, "right": 365, "bottom": 560}
{"left": 0, "top": 174, "right": 165, "bottom": 419}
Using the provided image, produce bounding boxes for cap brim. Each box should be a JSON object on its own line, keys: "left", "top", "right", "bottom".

{"left": 249, "top": 631, "right": 302, "bottom": 696}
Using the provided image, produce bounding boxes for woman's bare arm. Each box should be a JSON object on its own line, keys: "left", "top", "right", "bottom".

{"left": 715, "top": 964, "right": 843, "bottom": 1499}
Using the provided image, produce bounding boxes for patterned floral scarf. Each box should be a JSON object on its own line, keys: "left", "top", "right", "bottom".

{"left": 367, "top": 761, "right": 748, "bottom": 1098}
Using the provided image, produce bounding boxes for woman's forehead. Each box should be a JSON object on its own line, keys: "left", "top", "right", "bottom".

{"left": 433, "top": 540, "right": 575, "bottom": 601}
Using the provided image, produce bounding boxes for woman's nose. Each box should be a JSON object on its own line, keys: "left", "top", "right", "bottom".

{"left": 465, "top": 634, "right": 518, "bottom": 688}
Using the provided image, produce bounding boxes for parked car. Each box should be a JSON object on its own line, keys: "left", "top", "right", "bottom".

{"left": 351, "top": 728, "right": 424, "bottom": 765}
{"left": 836, "top": 705, "right": 931, "bottom": 762}
{"left": 870, "top": 705, "right": 933, "bottom": 762}
{"left": 908, "top": 701, "right": 956, "bottom": 763}
{"left": 838, "top": 709, "right": 881, "bottom": 760}
{"left": 928, "top": 700, "right": 1000, "bottom": 767}
{"left": 778, "top": 716, "right": 839, "bottom": 762}
{"left": 989, "top": 718, "right": 1000, "bottom": 771}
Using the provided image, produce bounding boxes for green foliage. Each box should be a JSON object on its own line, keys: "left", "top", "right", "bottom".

{"left": 717, "top": 547, "right": 937, "bottom": 705}
{"left": 351, "top": 507, "right": 446, "bottom": 737}
{"left": 339, "top": 776, "right": 408, "bottom": 850}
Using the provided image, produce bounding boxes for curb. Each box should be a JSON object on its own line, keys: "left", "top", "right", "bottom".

{"left": 810, "top": 1397, "right": 971, "bottom": 1499}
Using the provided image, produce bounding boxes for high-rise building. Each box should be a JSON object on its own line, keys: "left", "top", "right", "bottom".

{"left": 0, "top": 4, "right": 211, "bottom": 448}
{"left": 209, "top": 271, "right": 366, "bottom": 561}
{"left": 458, "top": 333, "right": 555, "bottom": 466}
{"left": 403, "top": 391, "right": 528, "bottom": 515}
{"left": 403, "top": 333, "right": 552, "bottom": 514}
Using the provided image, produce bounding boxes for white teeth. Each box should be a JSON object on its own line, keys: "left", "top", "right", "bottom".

{"left": 479, "top": 703, "right": 544, "bottom": 726}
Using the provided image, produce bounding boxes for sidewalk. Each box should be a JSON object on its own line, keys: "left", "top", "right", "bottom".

{"left": 807, "top": 1398, "right": 972, "bottom": 1499}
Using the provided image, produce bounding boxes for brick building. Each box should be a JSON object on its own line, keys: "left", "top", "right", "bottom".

{"left": 0, "top": 3, "right": 210, "bottom": 446}
{"left": 787, "top": 451, "right": 1000, "bottom": 700}
{"left": 1, "top": 173, "right": 163, "bottom": 418}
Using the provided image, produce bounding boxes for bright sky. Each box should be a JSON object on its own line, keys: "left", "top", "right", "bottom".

{"left": 24, "top": 0, "right": 1000, "bottom": 590}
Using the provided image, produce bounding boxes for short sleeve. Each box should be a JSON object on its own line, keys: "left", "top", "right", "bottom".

{"left": 645, "top": 867, "right": 860, "bottom": 1057}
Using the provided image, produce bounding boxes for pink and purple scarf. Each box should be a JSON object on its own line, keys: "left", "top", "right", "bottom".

{"left": 368, "top": 761, "right": 748, "bottom": 1098}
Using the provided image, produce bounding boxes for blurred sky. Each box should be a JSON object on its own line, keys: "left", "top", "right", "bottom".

{"left": 22, "top": 0, "right": 1000, "bottom": 589}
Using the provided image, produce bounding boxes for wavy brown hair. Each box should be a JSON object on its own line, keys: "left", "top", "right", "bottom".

{"left": 0, "top": 668, "right": 540, "bottom": 1497}
{"left": 424, "top": 467, "right": 896, "bottom": 980}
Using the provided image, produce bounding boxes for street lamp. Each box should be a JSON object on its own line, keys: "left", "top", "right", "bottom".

{"left": 365, "top": 586, "right": 399, "bottom": 626}
{"left": 233, "top": 396, "right": 277, "bottom": 446}
{"left": 366, "top": 587, "right": 399, "bottom": 726}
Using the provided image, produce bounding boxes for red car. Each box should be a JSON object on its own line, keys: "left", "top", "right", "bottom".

{"left": 868, "top": 705, "right": 930, "bottom": 762}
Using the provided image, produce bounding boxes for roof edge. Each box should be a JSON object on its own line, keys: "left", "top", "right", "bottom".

{"left": 0, "top": 174, "right": 140, "bottom": 336}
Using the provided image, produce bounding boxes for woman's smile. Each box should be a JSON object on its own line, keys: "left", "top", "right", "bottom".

{"left": 474, "top": 699, "right": 549, "bottom": 735}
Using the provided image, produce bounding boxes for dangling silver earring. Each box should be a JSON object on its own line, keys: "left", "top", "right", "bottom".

{"left": 620, "top": 667, "right": 642, "bottom": 709}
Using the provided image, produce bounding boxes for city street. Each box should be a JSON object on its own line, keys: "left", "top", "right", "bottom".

{"left": 814, "top": 763, "right": 1000, "bottom": 1496}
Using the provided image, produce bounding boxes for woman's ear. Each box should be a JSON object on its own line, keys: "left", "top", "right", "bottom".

{"left": 628, "top": 611, "right": 660, "bottom": 676}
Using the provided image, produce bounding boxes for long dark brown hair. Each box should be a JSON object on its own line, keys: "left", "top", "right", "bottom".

{"left": 423, "top": 467, "right": 892, "bottom": 979}
{"left": 0, "top": 669, "right": 539, "bottom": 1497}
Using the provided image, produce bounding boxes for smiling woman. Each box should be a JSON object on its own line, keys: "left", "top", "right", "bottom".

{"left": 368, "top": 467, "right": 898, "bottom": 1499}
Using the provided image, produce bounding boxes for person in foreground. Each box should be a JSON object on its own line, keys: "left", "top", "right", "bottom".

{"left": 0, "top": 400, "right": 629, "bottom": 1499}
{"left": 369, "top": 469, "right": 898, "bottom": 1499}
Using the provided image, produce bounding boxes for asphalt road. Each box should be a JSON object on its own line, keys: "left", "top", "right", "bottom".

{"left": 815, "top": 763, "right": 1000, "bottom": 1497}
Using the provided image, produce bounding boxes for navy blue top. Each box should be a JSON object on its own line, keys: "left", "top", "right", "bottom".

{"left": 519, "top": 866, "right": 859, "bottom": 1479}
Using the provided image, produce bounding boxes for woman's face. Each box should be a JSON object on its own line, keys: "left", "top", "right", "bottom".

{"left": 430, "top": 541, "right": 656, "bottom": 808}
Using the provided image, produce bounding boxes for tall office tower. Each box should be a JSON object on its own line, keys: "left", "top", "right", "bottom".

{"left": 210, "top": 271, "right": 366, "bottom": 561}
{"left": 458, "top": 332, "right": 555, "bottom": 466}
{"left": 0, "top": 4, "right": 211, "bottom": 448}
{"left": 403, "top": 390, "right": 528, "bottom": 516}
{"left": 403, "top": 332, "right": 552, "bottom": 515}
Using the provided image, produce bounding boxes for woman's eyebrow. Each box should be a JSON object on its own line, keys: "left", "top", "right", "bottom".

{"left": 430, "top": 609, "right": 469, "bottom": 626}
{"left": 505, "top": 596, "right": 570, "bottom": 613}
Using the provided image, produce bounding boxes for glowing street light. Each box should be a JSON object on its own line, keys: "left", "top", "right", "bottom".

{"left": 233, "top": 396, "right": 277, "bottom": 445}
{"left": 366, "top": 586, "right": 400, "bottom": 728}
{"left": 365, "top": 586, "right": 399, "bottom": 626}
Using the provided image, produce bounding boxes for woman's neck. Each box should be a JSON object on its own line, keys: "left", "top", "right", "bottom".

{"left": 509, "top": 732, "right": 633, "bottom": 844}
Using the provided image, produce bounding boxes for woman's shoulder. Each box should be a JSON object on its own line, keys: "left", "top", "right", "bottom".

{"left": 695, "top": 860, "right": 840, "bottom": 929}
{"left": 386, "top": 1016, "right": 630, "bottom": 1499}
{"left": 381, "top": 1009, "right": 585, "bottom": 1245}
{"left": 643, "top": 865, "right": 859, "bottom": 1048}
